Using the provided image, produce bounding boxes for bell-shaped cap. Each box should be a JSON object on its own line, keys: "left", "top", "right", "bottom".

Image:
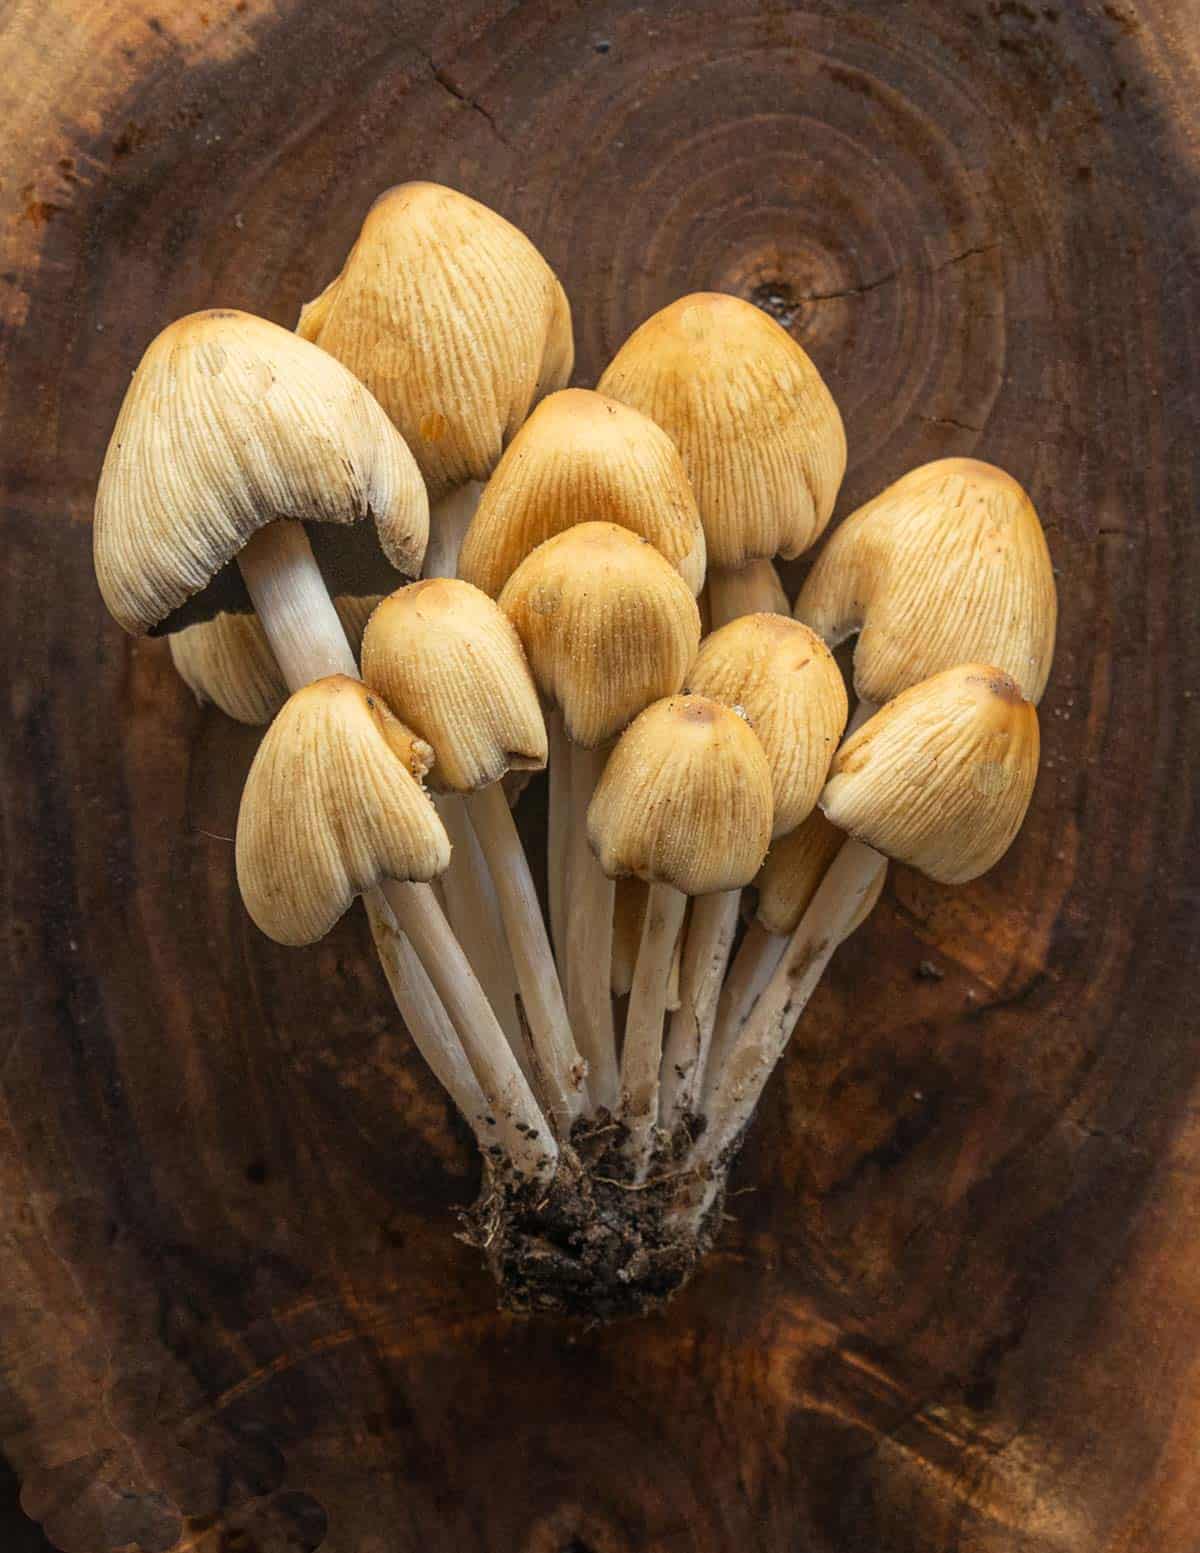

{"left": 499, "top": 522, "right": 701, "bottom": 747}
{"left": 796, "top": 458, "right": 1057, "bottom": 705}
{"left": 236, "top": 675, "right": 449, "bottom": 945}
{"left": 820, "top": 664, "right": 1040, "bottom": 885}
{"left": 94, "top": 309, "right": 428, "bottom": 636}
{"left": 169, "top": 595, "right": 381, "bottom": 726}
{"left": 588, "top": 695, "right": 773, "bottom": 896}
{"left": 688, "top": 613, "right": 848, "bottom": 838}
{"left": 361, "top": 578, "right": 546, "bottom": 793}
{"left": 458, "top": 388, "right": 706, "bottom": 597}
{"left": 298, "top": 182, "right": 573, "bottom": 501}
{"left": 597, "top": 292, "right": 845, "bottom": 570}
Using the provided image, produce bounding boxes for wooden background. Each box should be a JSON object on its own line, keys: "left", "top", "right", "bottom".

{"left": 2, "top": 0, "right": 1198, "bottom": 1548}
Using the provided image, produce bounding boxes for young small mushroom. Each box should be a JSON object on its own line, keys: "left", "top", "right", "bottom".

{"left": 361, "top": 578, "right": 585, "bottom": 1130}
{"left": 705, "top": 557, "right": 790, "bottom": 631}
{"left": 588, "top": 695, "right": 773, "bottom": 1171}
{"left": 598, "top": 291, "right": 845, "bottom": 622}
{"left": 693, "top": 664, "right": 1041, "bottom": 1197}
{"left": 236, "top": 674, "right": 552, "bottom": 1178}
{"left": 500, "top": 522, "right": 701, "bottom": 1110}
{"left": 660, "top": 614, "right": 848, "bottom": 1124}
{"left": 298, "top": 181, "right": 573, "bottom": 575}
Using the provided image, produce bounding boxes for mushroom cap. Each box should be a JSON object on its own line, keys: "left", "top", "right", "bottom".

{"left": 796, "top": 458, "right": 1058, "bottom": 706}
{"left": 687, "top": 613, "right": 849, "bottom": 838}
{"left": 587, "top": 695, "right": 774, "bottom": 896}
{"left": 458, "top": 388, "right": 706, "bottom": 597}
{"left": 707, "top": 558, "right": 790, "bottom": 630}
{"left": 596, "top": 292, "right": 846, "bottom": 571}
{"left": 754, "top": 810, "right": 846, "bottom": 935}
{"left": 169, "top": 595, "right": 381, "bottom": 726}
{"left": 297, "top": 182, "right": 574, "bottom": 501}
{"left": 498, "top": 522, "right": 701, "bottom": 748}
{"left": 361, "top": 578, "right": 547, "bottom": 793}
{"left": 94, "top": 309, "right": 428, "bottom": 636}
{"left": 235, "top": 675, "right": 449, "bottom": 945}
{"left": 819, "top": 663, "right": 1041, "bottom": 885}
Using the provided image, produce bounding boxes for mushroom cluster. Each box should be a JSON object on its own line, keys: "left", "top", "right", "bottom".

{"left": 93, "top": 183, "right": 1057, "bottom": 1320}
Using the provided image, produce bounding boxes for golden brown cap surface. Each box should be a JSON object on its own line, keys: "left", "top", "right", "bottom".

{"left": 796, "top": 458, "right": 1057, "bottom": 705}
{"left": 298, "top": 182, "right": 573, "bottom": 501}
{"left": 235, "top": 675, "right": 449, "bottom": 945}
{"left": 361, "top": 578, "right": 546, "bottom": 792}
{"left": 587, "top": 695, "right": 773, "bottom": 895}
{"left": 597, "top": 292, "right": 845, "bottom": 570}
{"left": 458, "top": 388, "right": 706, "bottom": 596}
{"left": 688, "top": 613, "right": 848, "bottom": 838}
{"left": 498, "top": 522, "right": 701, "bottom": 747}
{"left": 820, "top": 663, "right": 1041, "bottom": 885}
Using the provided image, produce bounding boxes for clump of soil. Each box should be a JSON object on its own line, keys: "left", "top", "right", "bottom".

{"left": 462, "top": 1116, "right": 726, "bottom": 1321}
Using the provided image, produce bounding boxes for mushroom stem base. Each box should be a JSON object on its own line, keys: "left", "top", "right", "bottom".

{"left": 464, "top": 1118, "right": 724, "bottom": 1321}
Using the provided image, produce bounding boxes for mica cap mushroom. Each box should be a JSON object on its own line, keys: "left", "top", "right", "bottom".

{"left": 93, "top": 309, "right": 428, "bottom": 638}
{"left": 457, "top": 388, "right": 706, "bottom": 598}
{"left": 820, "top": 663, "right": 1041, "bottom": 884}
{"left": 597, "top": 291, "right": 846, "bottom": 571}
{"left": 796, "top": 458, "right": 1058, "bottom": 705}
{"left": 297, "top": 182, "right": 573, "bottom": 503}
{"left": 236, "top": 675, "right": 450, "bottom": 946}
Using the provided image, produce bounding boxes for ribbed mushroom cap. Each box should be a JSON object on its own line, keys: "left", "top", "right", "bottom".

{"left": 235, "top": 675, "right": 449, "bottom": 945}
{"left": 361, "top": 578, "right": 546, "bottom": 793}
{"left": 707, "top": 558, "right": 789, "bottom": 630}
{"left": 755, "top": 811, "right": 845, "bottom": 934}
{"left": 820, "top": 664, "right": 1041, "bottom": 885}
{"left": 588, "top": 695, "right": 773, "bottom": 896}
{"left": 458, "top": 388, "right": 706, "bottom": 597}
{"left": 498, "top": 522, "right": 701, "bottom": 748}
{"left": 796, "top": 458, "right": 1058, "bottom": 705}
{"left": 94, "top": 309, "right": 428, "bottom": 637}
{"left": 169, "top": 595, "right": 381, "bottom": 726}
{"left": 688, "top": 613, "right": 849, "bottom": 838}
{"left": 597, "top": 292, "right": 846, "bottom": 571}
{"left": 297, "top": 182, "right": 573, "bottom": 501}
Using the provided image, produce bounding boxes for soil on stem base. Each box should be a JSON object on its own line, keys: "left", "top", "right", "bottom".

{"left": 463, "top": 1116, "right": 726, "bottom": 1320}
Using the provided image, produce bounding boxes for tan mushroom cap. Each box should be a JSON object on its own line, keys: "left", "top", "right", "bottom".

{"left": 597, "top": 292, "right": 846, "bottom": 571}
{"left": 588, "top": 695, "right": 774, "bottom": 897}
{"left": 820, "top": 664, "right": 1041, "bottom": 885}
{"left": 169, "top": 595, "right": 381, "bottom": 726}
{"left": 753, "top": 811, "right": 843, "bottom": 934}
{"left": 94, "top": 309, "right": 428, "bottom": 637}
{"left": 796, "top": 458, "right": 1058, "bottom": 706}
{"left": 498, "top": 522, "right": 701, "bottom": 748}
{"left": 361, "top": 578, "right": 547, "bottom": 793}
{"left": 687, "top": 613, "right": 849, "bottom": 838}
{"left": 458, "top": 388, "right": 706, "bottom": 597}
{"left": 235, "top": 675, "right": 449, "bottom": 946}
{"left": 298, "top": 182, "right": 573, "bottom": 501}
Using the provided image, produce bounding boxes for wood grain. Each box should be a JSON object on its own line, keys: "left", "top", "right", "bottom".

{"left": 2, "top": 0, "right": 1198, "bottom": 1548}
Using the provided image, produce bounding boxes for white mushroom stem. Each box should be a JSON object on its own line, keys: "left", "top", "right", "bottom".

{"left": 658, "top": 888, "right": 741, "bottom": 1127}
{"left": 423, "top": 480, "right": 484, "bottom": 581}
{"left": 566, "top": 742, "right": 621, "bottom": 1112}
{"left": 620, "top": 882, "right": 689, "bottom": 1175}
{"left": 466, "top": 780, "right": 586, "bottom": 1131}
{"left": 687, "top": 839, "right": 887, "bottom": 1211}
{"left": 238, "top": 518, "right": 556, "bottom": 1181}
{"left": 702, "top": 921, "right": 787, "bottom": 1105}
{"left": 546, "top": 709, "right": 572, "bottom": 986}
{"left": 434, "top": 794, "right": 531, "bottom": 1084}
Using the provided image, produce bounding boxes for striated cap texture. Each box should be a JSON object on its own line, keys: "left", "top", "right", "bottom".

{"left": 588, "top": 695, "right": 773, "bottom": 896}
{"left": 688, "top": 613, "right": 848, "bottom": 838}
{"left": 796, "top": 458, "right": 1057, "bottom": 705}
{"left": 755, "top": 810, "right": 847, "bottom": 935}
{"left": 820, "top": 663, "right": 1041, "bottom": 885}
{"left": 297, "top": 182, "right": 573, "bottom": 501}
{"left": 235, "top": 675, "right": 449, "bottom": 945}
{"left": 498, "top": 522, "right": 701, "bottom": 747}
{"left": 169, "top": 595, "right": 381, "bottom": 726}
{"left": 458, "top": 388, "right": 706, "bottom": 597}
{"left": 94, "top": 309, "right": 428, "bottom": 635}
{"left": 597, "top": 292, "right": 845, "bottom": 570}
{"left": 361, "top": 578, "right": 546, "bottom": 793}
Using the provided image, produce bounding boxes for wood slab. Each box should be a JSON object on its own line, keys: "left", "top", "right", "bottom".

{"left": 2, "top": 0, "right": 1198, "bottom": 1548}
